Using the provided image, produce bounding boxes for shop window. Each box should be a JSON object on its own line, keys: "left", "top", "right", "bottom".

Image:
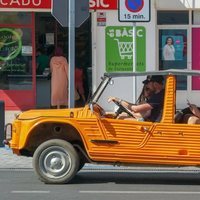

{"left": 192, "top": 11, "right": 200, "bottom": 25}
{"left": 159, "top": 29, "right": 187, "bottom": 90}
{"left": 0, "top": 27, "right": 32, "bottom": 90}
{"left": 157, "top": 11, "right": 189, "bottom": 25}
{"left": 0, "top": 12, "right": 31, "bottom": 24}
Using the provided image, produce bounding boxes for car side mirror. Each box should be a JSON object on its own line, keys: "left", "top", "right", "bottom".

{"left": 109, "top": 80, "right": 114, "bottom": 85}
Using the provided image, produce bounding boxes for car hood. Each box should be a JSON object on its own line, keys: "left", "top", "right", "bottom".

{"left": 17, "top": 107, "right": 85, "bottom": 120}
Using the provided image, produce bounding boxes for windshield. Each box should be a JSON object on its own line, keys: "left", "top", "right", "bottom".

{"left": 92, "top": 76, "right": 138, "bottom": 112}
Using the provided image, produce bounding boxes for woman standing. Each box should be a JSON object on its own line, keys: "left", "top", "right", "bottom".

{"left": 50, "top": 47, "right": 68, "bottom": 108}
{"left": 163, "top": 37, "right": 175, "bottom": 61}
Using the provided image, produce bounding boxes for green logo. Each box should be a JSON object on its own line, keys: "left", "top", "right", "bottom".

{"left": 106, "top": 26, "right": 146, "bottom": 72}
{"left": 0, "top": 28, "right": 22, "bottom": 61}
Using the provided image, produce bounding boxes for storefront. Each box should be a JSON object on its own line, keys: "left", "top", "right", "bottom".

{"left": 2, "top": 0, "right": 200, "bottom": 112}
{"left": 91, "top": 0, "right": 200, "bottom": 111}
{"left": 0, "top": 1, "right": 49, "bottom": 110}
{"left": 0, "top": 0, "right": 92, "bottom": 111}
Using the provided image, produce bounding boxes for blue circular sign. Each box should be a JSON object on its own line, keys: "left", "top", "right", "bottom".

{"left": 125, "top": 0, "right": 144, "bottom": 12}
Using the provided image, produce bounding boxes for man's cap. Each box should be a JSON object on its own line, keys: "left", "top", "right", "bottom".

{"left": 143, "top": 75, "right": 164, "bottom": 84}
{"left": 142, "top": 75, "right": 151, "bottom": 84}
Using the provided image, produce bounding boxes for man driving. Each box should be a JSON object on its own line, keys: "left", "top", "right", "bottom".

{"left": 108, "top": 75, "right": 165, "bottom": 122}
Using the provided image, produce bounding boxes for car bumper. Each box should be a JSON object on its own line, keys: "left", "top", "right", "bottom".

{"left": 3, "top": 123, "right": 12, "bottom": 146}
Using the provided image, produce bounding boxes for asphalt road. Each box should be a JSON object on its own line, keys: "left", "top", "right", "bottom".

{"left": 1, "top": 169, "right": 200, "bottom": 200}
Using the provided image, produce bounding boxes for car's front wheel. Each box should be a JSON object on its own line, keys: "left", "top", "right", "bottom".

{"left": 33, "top": 139, "right": 80, "bottom": 184}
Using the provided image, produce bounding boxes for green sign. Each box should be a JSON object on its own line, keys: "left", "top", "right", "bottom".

{"left": 0, "top": 28, "right": 22, "bottom": 61}
{"left": 106, "top": 26, "right": 146, "bottom": 72}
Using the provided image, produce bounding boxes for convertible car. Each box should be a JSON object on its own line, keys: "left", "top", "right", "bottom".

{"left": 4, "top": 69, "right": 200, "bottom": 184}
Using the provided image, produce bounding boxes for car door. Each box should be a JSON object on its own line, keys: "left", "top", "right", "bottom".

{"left": 88, "top": 117, "right": 155, "bottom": 162}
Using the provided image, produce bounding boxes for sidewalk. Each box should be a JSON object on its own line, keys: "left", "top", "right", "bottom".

{"left": 1, "top": 147, "right": 200, "bottom": 172}
{"left": 0, "top": 147, "right": 139, "bottom": 170}
{"left": 0, "top": 147, "right": 126, "bottom": 170}
{"left": 0, "top": 147, "right": 32, "bottom": 169}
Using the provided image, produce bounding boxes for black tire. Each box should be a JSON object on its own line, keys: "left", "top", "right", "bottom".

{"left": 33, "top": 139, "right": 80, "bottom": 184}
{"left": 78, "top": 160, "right": 85, "bottom": 172}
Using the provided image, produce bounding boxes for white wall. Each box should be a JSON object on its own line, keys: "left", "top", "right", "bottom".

{"left": 136, "top": 0, "right": 157, "bottom": 94}
{"left": 155, "top": 0, "right": 200, "bottom": 109}
{"left": 92, "top": 10, "right": 134, "bottom": 111}
{"left": 91, "top": 0, "right": 157, "bottom": 111}
{"left": 155, "top": 0, "right": 200, "bottom": 9}
{"left": 91, "top": 0, "right": 200, "bottom": 112}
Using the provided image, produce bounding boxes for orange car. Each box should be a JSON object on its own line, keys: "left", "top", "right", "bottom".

{"left": 4, "top": 69, "right": 200, "bottom": 184}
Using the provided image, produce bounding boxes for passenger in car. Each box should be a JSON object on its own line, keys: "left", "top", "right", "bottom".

{"left": 136, "top": 76, "right": 153, "bottom": 104}
{"left": 183, "top": 103, "right": 200, "bottom": 124}
{"left": 108, "top": 75, "right": 165, "bottom": 122}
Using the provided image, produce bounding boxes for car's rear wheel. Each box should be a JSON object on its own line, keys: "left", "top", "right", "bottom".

{"left": 78, "top": 160, "right": 85, "bottom": 171}
{"left": 33, "top": 139, "right": 80, "bottom": 184}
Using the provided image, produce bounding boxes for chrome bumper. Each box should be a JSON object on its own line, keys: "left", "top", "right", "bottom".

{"left": 3, "top": 123, "right": 12, "bottom": 145}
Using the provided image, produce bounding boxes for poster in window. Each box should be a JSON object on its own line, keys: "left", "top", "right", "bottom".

{"left": 162, "top": 35, "right": 184, "bottom": 61}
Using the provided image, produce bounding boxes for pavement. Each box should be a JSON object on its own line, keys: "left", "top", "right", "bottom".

{"left": 2, "top": 146, "right": 200, "bottom": 174}
{"left": 0, "top": 147, "right": 32, "bottom": 169}
{"left": 0, "top": 146, "right": 142, "bottom": 170}
{"left": 0, "top": 146, "right": 130, "bottom": 170}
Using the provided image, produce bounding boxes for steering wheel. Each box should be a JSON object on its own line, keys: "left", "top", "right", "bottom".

{"left": 112, "top": 100, "right": 135, "bottom": 118}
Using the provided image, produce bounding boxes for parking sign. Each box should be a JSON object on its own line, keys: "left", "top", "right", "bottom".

{"left": 119, "top": 0, "right": 150, "bottom": 22}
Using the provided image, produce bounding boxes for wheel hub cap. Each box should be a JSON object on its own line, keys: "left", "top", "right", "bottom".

{"left": 39, "top": 147, "right": 72, "bottom": 179}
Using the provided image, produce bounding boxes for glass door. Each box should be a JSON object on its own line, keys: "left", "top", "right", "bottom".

{"left": 0, "top": 12, "right": 35, "bottom": 110}
{"left": 158, "top": 29, "right": 188, "bottom": 90}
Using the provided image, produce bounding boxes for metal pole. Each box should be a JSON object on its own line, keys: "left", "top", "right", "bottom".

{"left": 68, "top": 0, "right": 75, "bottom": 108}
{"left": 132, "top": 23, "right": 137, "bottom": 103}
{"left": 0, "top": 101, "right": 4, "bottom": 147}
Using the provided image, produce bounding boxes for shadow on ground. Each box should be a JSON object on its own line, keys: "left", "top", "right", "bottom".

{"left": 71, "top": 171, "right": 200, "bottom": 185}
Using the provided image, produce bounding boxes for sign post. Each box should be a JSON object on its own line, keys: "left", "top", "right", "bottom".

{"left": 118, "top": 0, "right": 150, "bottom": 22}
{"left": 51, "top": 0, "right": 89, "bottom": 28}
{"left": 118, "top": 0, "right": 150, "bottom": 103}
{"left": 51, "top": 0, "right": 89, "bottom": 108}
{"left": 68, "top": 0, "right": 75, "bottom": 108}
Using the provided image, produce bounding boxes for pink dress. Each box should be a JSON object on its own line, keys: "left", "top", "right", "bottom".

{"left": 50, "top": 56, "right": 68, "bottom": 107}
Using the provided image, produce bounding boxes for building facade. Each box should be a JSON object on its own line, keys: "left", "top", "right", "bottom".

{"left": 92, "top": 0, "right": 200, "bottom": 111}
{"left": 1, "top": 0, "right": 200, "bottom": 114}
{"left": 0, "top": 0, "right": 92, "bottom": 111}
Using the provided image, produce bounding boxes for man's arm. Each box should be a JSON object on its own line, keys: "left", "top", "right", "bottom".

{"left": 129, "top": 103, "right": 153, "bottom": 113}
{"left": 108, "top": 97, "right": 134, "bottom": 107}
{"left": 108, "top": 96, "right": 152, "bottom": 113}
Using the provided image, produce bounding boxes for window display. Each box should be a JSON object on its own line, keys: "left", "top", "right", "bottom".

{"left": 0, "top": 27, "right": 32, "bottom": 90}
{"left": 159, "top": 29, "right": 187, "bottom": 90}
